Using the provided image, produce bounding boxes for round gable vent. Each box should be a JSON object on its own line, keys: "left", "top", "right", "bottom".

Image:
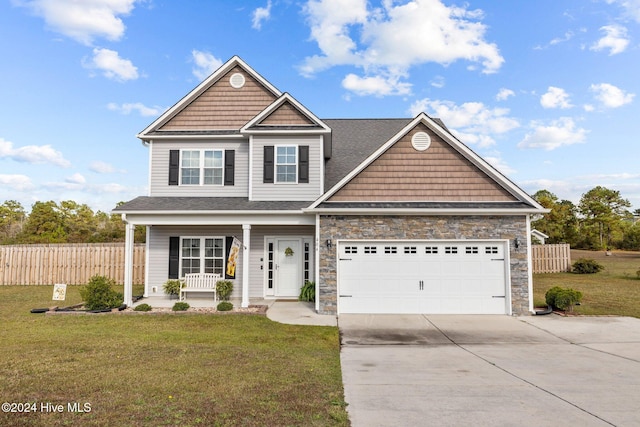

{"left": 411, "top": 131, "right": 431, "bottom": 151}
{"left": 230, "top": 72, "right": 246, "bottom": 89}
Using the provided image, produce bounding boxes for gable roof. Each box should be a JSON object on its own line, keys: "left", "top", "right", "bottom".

{"left": 242, "top": 93, "right": 331, "bottom": 134}
{"left": 310, "top": 113, "right": 545, "bottom": 211}
{"left": 138, "top": 56, "right": 281, "bottom": 139}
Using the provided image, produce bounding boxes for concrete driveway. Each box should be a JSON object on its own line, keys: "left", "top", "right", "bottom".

{"left": 339, "top": 314, "right": 640, "bottom": 427}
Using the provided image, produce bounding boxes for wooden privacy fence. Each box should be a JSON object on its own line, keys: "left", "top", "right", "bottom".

{"left": 531, "top": 243, "right": 572, "bottom": 273}
{"left": 0, "top": 243, "right": 145, "bottom": 285}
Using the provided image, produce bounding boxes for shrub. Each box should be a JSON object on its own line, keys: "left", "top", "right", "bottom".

{"left": 545, "top": 286, "right": 583, "bottom": 312}
{"left": 299, "top": 280, "right": 316, "bottom": 302}
{"left": 572, "top": 258, "right": 604, "bottom": 274}
{"left": 79, "top": 275, "right": 123, "bottom": 310}
{"left": 172, "top": 302, "right": 190, "bottom": 311}
{"left": 545, "top": 286, "right": 563, "bottom": 308}
{"left": 134, "top": 303, "right": 152, "bottom": 312}
{"left": 216, "top": 280, "right": 234, "bottom": 301}
{"left": 554, "top": 288, "right": 583, "bottom": 312}
{"left": 163, "top": 279, "right": 182, "bottom": 296}
{"left": 217, "top": 301, "right": 233, "bottom": 311}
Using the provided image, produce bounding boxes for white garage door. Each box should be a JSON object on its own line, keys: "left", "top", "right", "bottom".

{"left": 338, "top": 241, "right": 508, "bottom": 314}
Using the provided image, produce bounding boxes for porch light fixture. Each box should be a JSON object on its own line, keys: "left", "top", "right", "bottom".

{"left": 514, "top": 237, "right": 520, "bottom": 249}
{"left": 326, "top": 239, "right": 332, "bottom": 249}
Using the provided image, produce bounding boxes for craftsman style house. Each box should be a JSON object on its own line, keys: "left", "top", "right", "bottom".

{"left": 115, "top": 56, "right": 546, "bottom": 315}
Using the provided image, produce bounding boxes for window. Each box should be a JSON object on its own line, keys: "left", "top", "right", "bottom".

{"left": 181, "top": 150, "right": 224, "bottom": 185}
{"left": 485, "top": 246, "right": 499, "bottom": 254}
{"left": 276, "top": 146, "right": 297, "bottom": 183}
{"left": 345, "top": 246, "right": 358, "bottom": 254}
{"left": 180, "top": 237, "right": 224, "bottom": 277}
{"left": 465, "top": 246, "right": 479, "bottom": 254}
{"left": 384, "top": 246, "right": 397, "bottom": 254}
{"left": 425, "top": 246, "right": 438, "bottom": 254}
{"left": 445, "top": 246, "right": 458, "bottom": 254}
{"left": 404, "top": 246, "right": 417, "bottom": 254}
{"left": 364, "top": 246, "right": 377, "bottom": 254}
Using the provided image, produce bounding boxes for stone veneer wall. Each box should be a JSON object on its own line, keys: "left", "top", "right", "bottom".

{"left": 318, "top": 215, "right": 530, "bottom": 315}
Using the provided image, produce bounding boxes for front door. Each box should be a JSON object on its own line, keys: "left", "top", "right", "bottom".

{"left": 275, "top": 238, "right": 302, "bottom": 297}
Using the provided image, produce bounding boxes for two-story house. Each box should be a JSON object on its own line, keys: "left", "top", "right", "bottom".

{"left": 114, "top": 56, "right": 546, "bottom": 316}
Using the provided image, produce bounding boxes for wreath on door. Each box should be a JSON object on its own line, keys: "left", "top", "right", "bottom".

{"left": 284, "top": 247, "right": 294, "bottom": 257}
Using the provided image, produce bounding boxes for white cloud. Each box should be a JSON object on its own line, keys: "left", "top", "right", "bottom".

{"left": 430, "top": 76, "right": 445, "bottom": 88}
{"left": 300, "top": 0, "right": 503, "bottom": 96}
{"left": 15, "top": 0, "right": 138, "bottom": 45}
{"left": 540, "top": 86, "right": 573, "bottom": 109}
{"left": 517, "top": 117, "right": 588, "bottom": 151}
{"left": 0, "top": 174, "right": 35, "bottom": 191}
{"left": 496, "top": 88, "right": 514, "bottom": 101}
{"left": 65, "top": 173, "right": 86, "bottom": 184}
{"left": 84, "top": 48, "right": 139, "bottom": 81}
{"left": 605, "top": 0, "right": 640, "bottom": 23}
{"left": 590, "top": 25, "right": 630, "bottom": 55}
{"left": 0, "top": 137, "right": 71, "bottom": 167}
{"left": 191, "top": 50, "right": 223, "bottom": 81}
{"left": 89, "top": 161, "right": 115, "bottom": 174}
{"left": 484, "top": 156, "right": 516, "bottom": 176}
{"left": 590, "top": 83, "right": 635, "bottom": 108}
{"left": 107, "top": 102, "right": 164, "bottom": 117}
{"left": 409, "top": 99, "right": 519, "bottom": 147}
{"left": 342, "top": 73, "right": 411, "bottom": 96}
{"left": 252, "top": 1, "right": 272, "bottom": 30}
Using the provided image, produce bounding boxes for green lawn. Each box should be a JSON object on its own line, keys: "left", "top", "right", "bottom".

{"left": 533, "top": 249, "right": 640, "bottom": 318}
{"left": 0, "top": 285, "right": 349, "bottom": 427}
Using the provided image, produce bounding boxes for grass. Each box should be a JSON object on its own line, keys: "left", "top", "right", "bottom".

{"left": 533, "top": 249, "right": 640, "bottom": 318}
{"left": 0, "top": 285, "right": 349, "bottom": 427}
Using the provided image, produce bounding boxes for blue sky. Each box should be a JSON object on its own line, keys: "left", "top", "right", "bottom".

{"left": 1, "top": 0, "right": 639, "bottom": 213}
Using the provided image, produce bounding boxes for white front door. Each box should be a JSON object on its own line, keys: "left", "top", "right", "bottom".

{"left": 275, "top": 238, "right": 302, "bottom": 297}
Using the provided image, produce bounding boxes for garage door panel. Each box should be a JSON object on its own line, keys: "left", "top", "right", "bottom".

{"left": 338, "top": 240, "right": 508, "bottom": 315}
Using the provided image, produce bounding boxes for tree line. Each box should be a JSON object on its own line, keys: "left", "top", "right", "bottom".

{"left": 0, "top": 200, "right": 145, "bottom": 245}
{"left": 532, "top": 186, "right": 640, "bottom": 250}
{"left": 1, "top": 187, "right": 639, "bottom": 249}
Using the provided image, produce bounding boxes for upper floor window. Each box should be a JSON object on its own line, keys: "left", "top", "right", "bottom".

{"left": 180, "top": 150, "right": 224, "bottom": 186}
{"left": 169, "top": 149, "right": 234, "bottom": 187}
{"left": 276, "top": 146, "right": 297, "bottom": 183}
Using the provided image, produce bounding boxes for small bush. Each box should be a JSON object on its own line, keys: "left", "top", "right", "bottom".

{"left": 545, "top": 286, "right": 583, "bottom": 312}
{"left": 172, "top": 302, "right": 190, "bottom": 311}
{"left": 554, "top": 288, "right": 583, "bottom": 312}
{"left": 216, "top": 280, "right": 234, "bottom": 301}
{"left": 545, "top": 286, "right": 563, "bottom": 308}
{"left": 163, "top": 279, "right": 182, "bottom": 296}
{"left": 572, "top": 258, "right": 604, "bottom": 274}
{"left": 134, "top": 303, "right": 152, "bottom": 312}
{"left": 217, "top": 301, "right": 233, "bottom": 311}
{"left": 79, "top": 275, "right": 123, "bottom": 310}
{"left": 299, "top": 280, "right": 316, "bottom": 302}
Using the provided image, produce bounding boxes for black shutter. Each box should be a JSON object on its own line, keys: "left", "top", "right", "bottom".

{"left": 263, "top": 146, "right": 274, "bottom": 183}
{"left": 298, "top": 145, "right": 309, "bottom": 183}
{"left": 168, "top": 150, "right": 180, "bottom": 186}
{"left": 224, "top": 150, "right": 235, "bottom": 186}
{"left": 168, "top": 236, "right": 180, "bottom": 279}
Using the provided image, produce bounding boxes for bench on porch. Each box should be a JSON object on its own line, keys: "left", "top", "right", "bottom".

{"left": 179, "top": 273, "right": 220, "bottom": 302}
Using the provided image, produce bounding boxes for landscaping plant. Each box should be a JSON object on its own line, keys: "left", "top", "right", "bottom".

{"left": 134, "top": 303, "right": 152, "bottom": 312}
{"left": 162, "top": 279, "right": 182, "bottom": 297}
{"left": 216, "top": 280, "right": 234, "bottom": 301}
{"left": 545, "top": 286, "right": 583, "bottom": 312}
{"left": 299, "top": 280, "right": 316, "bottom": 302}
{"left": 172, "top": 301, "right": 190, "bottom": 311}
{"left": 79, "top": 275, "right": 123, "bottom": 310}
{"left": 217, "top": 301, "right": 233, "bottom": 311}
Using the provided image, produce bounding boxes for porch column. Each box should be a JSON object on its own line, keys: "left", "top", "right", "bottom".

{"left": 123, "top": 219, "right": 135, "bottom": 307}
{"left": 241, "top": 224, "right": 251, "bottom": 308}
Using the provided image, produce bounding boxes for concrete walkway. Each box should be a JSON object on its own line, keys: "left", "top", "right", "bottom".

{"left": 339, "top": 314, "right": 640, "bottom": 427}
{"left": 266, "top": 300, "right": 337, "bottom": 326}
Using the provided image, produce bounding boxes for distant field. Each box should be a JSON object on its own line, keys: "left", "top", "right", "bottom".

{"left": 533, "top": 249, "right": 640, "bottom": 318}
